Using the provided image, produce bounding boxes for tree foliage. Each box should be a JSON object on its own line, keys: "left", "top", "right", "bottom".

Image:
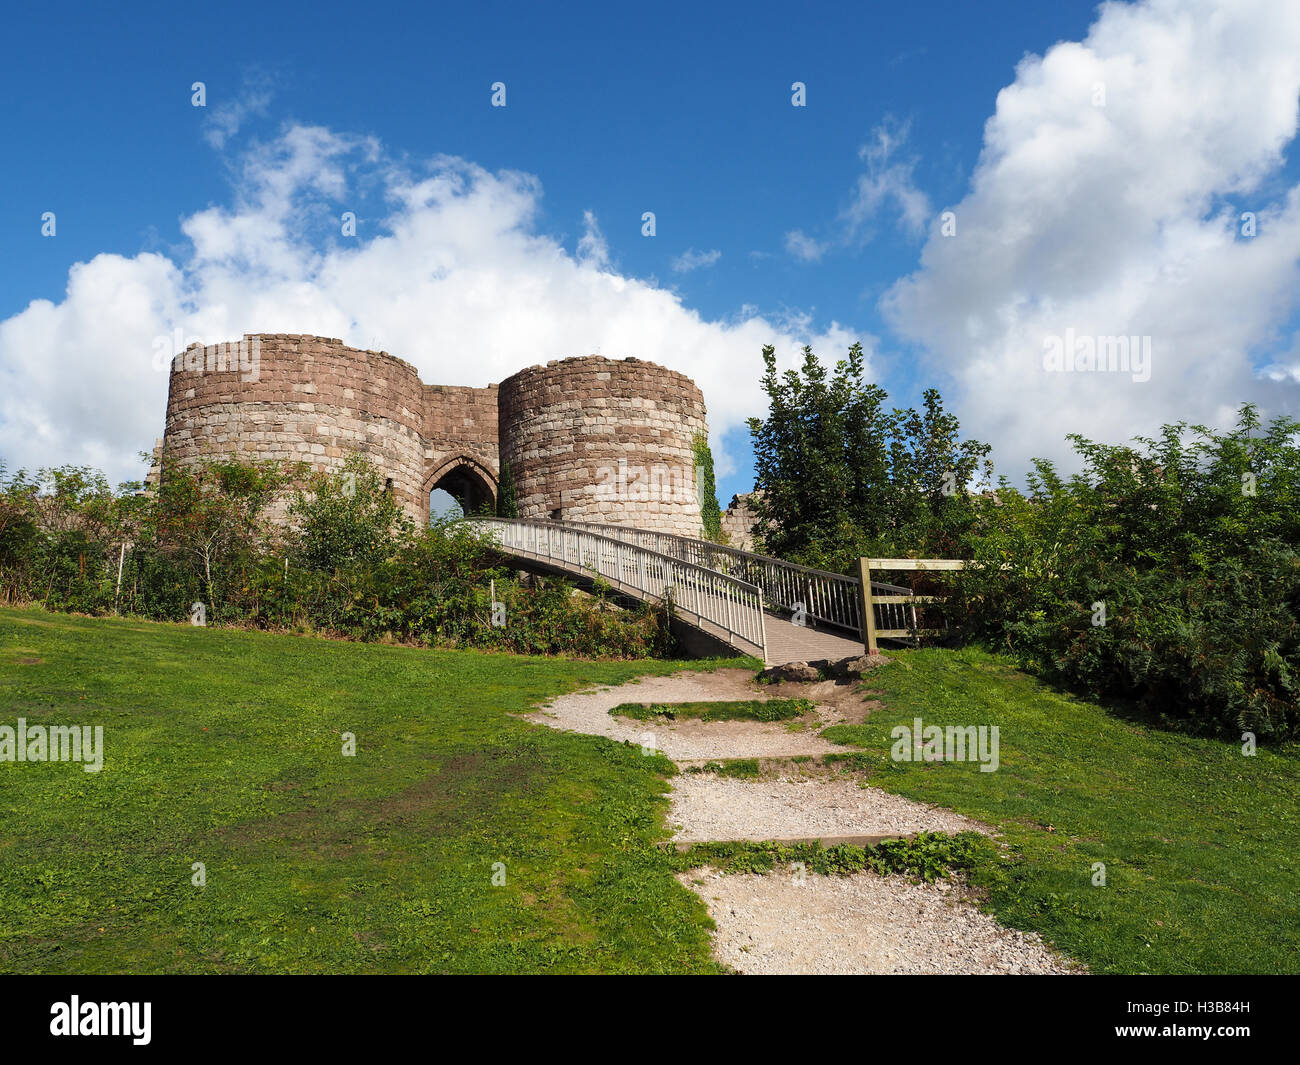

{"left": 746, "top": 342, "right": 991, "bottom": 569}
{"left": 951, "top": 405, "right": 1300, "bottom": 739}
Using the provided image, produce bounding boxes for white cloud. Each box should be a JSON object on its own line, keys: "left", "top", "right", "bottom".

{"left": 0, "top": 125, "right": 869, "bottom": 488}
{"left": 202, "top": 72, "right": 274, "bottom": 150}
{"left": 671, "top": 248, "right": 722, "bottom": 273}
{"left": 844, "top": 118, "right": 931, "bottom": 239}
{"left": 576, "top": 209, "right": 611, "bottom": 269}
{"left": 882, "top": 0, "right": 1300, "bottom": 481}
{"left": 783, "top": 119, "right": 931, "bottom": 261}
{"left": 784, "top": 229, "right": 827, "bottom": 262}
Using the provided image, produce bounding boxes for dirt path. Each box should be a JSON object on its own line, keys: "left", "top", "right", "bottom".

{"left": 526, "top": 670, "right": 842, "bottom": 760}
{"left": 681, "top": 868, "right": 1076, "bottom": 975}
{"left": 666, "top": 774, "right": 987, "bottom": 843}
{"left": 529, "top": 667, "right": 1080, "bottom": 975}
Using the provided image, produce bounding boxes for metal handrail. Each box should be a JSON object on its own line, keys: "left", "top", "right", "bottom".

{"left": 556, "top": 519, "right": 914, "bottom": 636}
{"left": 464, "top": 517, "right": 767, "bottom": 659}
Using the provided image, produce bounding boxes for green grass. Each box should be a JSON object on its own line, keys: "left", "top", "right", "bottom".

{"left": 609, "top": 698, "right": 813, "bottom": 723}
{"left": 0, "top": 606, "right": 759, "bottom": 974}
{"left": 670, "top": 833, "right": 993, "bottom": 882}
{"left": 683, "top": 759, "right": 761, "bottom": 779}
{"left": 821, "top": 646, "right": 1300, "bottom": 975}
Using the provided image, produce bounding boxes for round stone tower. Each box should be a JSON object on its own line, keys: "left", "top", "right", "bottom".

{"left": 161, "top": 334, "right": 430, "bottom": 522}
{"left": 497, "top": 355, "right": 708, "bottom": 537}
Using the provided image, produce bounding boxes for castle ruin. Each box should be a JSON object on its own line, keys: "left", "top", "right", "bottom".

{"left": 156, "top": 334, "right": 717, "bottom": 538}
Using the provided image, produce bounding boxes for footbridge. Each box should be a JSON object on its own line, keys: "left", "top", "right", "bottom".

{"left": 464, "top": 517, "right": 918, "bottom": 665}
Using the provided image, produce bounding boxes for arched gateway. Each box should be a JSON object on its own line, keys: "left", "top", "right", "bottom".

{"left": 423, "top": 454, "right": 497, "bottom": 516}
{"left": 156, "top": 333, "right": 712, "bottom": 536}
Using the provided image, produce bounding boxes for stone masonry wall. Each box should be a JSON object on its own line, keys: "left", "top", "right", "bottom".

{"left": 720, "top": 492, "right": 759, "bottom": 550}
{"left": 162, "top": 334, "right": 493, "bottom": 525}
{"left": 159, "top": 336, "right": 714, "bottom": 537}
{"left": 421, "top": 383, "right": 499, "bottom": 496}
{"left": 497, "top": 355, "right": 707, "bottom": 538}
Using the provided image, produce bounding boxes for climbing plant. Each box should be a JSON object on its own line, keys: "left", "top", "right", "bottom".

{"left": 496, "top": 458, "right": 518, "bottom": 518}
{"left": 691, "top": 433, "right": 723, "bottom": 542}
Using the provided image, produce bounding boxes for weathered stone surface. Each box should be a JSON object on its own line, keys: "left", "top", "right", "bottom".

{"left": 497, "top": 354, "right": 708, "bottom": 538}
{"left": 822, "top": 653, "right": 891, "bottom": 678}
{"left": 156, "top": 334, "right": 711, "bottom": 537}
{"left": 837, "top": 654, "right": 891, "bottom": 676}
{"left": 721, "top": 492, "right": 759, "bottom": 550}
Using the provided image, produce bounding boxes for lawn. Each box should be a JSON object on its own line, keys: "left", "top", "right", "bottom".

{"left": 6, "top": 607, "right": 1296, "bottom": 976}
{"left": 0, "top": 606, "right": 754, "bottom": 974}
{"left": 822, "top": 646, "right": 1300, "bottom": 975}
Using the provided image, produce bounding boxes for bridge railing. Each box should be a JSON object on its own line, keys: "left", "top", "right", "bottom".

{"left": 556, "top": 520, "right": 914, "bottom": 638}
{"left": 464, "top": 517, "right": 768, "bottom": 660}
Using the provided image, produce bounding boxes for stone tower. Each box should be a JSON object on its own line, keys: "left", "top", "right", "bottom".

{"left": 497, "top": 356, "right": 707, "bottom": 537}
{"left": 157, "top": 334, "right": 709, "bottom": 538}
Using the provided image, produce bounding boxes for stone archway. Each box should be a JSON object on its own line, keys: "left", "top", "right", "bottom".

{"left": 422, "top": 454, "right": 498, "bottom": 520}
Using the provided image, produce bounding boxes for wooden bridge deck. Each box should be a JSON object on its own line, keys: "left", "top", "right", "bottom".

{"left": 761, "top": 614, "right": 865, "bottom": 665}
{"left": 470, "top": 517, "right": 872, "bottom": 666}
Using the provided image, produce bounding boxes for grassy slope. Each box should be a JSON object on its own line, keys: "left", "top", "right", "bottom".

{"left": 0, "top": 606, "right": 757, "bottom": 974}
{"left": 822, "top": 646, "right": 1300, "bottom": 975}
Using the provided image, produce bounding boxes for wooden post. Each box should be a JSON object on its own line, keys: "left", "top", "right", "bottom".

{"left": 858, "top": 557, "right": 878, "bottom": 656}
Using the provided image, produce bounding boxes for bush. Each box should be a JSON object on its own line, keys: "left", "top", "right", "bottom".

{"left": 947, "top": 406, "right": 1300, "bottom": 740}
{"left": 0, "top": 453, "right": 675, "bottom": 660}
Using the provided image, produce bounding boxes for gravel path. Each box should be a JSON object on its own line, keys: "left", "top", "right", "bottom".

{"left": 681, "top": 867, "right": 1079, "bottom": 975}
{"left": 527, "top": 670, "right": 842, "bottom": 759}
{"left": 668, "top": 774, "right": 989, "bottom": 842}
{"left": 528, "top": 668, "right": 1081, "bottom": 975}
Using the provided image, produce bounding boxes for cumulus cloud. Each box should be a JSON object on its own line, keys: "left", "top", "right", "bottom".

{"left": 882, "top": 0, "right": 1300, "bottom": 481}
{"left": 671, "top": 248, "right": 722, "bottom": 273}
{"left": 0, "top": 125, "right": 867, "bottom": 487}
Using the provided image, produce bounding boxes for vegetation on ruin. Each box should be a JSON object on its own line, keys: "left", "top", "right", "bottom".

{"left": 690, "top": 432, "right": 723, "bottom": 543}
{"left": 494, "top": 458, "right": 519, "bottom": 519}
{"left": 0, "top": 453, "right": 673, "bottom": 660}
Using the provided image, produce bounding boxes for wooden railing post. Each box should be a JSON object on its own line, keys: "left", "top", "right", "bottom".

{"left": 858, "top": 556, "right": 877, "bottom": 655}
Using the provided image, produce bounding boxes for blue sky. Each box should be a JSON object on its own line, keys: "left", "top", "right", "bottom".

{"left": 3, "top": 0, "right": 1300, "bottom": 505}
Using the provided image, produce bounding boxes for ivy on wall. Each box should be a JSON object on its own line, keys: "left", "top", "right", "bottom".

{"left": 691, "top": 433, "right": 723, "bottom": 542}
{"left": 496, "top": 458, "right": 519, "bottom": 518}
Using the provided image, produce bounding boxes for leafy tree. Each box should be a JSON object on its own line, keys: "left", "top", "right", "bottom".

{"left": 952, "top": 405, "right": 1300, "bottom": 739}
{"left": 746, "top": 342, "right": 989, "bottom": 570}
{"left": 289, "top": 454, "right": 411, "bottom": 573}
{"left": 152, "top": 457, "right": 292, "bottom": 618}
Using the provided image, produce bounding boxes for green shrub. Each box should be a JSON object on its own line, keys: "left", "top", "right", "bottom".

{"left": 0, "top": 454, "right": 676, "bottom": 660}
{"left": 948, "top": 406, "right": 1300, "bottom": 739}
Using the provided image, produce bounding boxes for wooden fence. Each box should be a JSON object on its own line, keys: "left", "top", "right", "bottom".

{"left": 857, "top": 558, "right": 968, "bottom": 655}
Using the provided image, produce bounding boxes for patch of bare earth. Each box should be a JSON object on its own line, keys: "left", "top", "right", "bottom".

{"left": 681, "top": 867, "right": 1079, "bottom": 975}
{"left": 526, "top": 670, "right": 843, "bottom": 760}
